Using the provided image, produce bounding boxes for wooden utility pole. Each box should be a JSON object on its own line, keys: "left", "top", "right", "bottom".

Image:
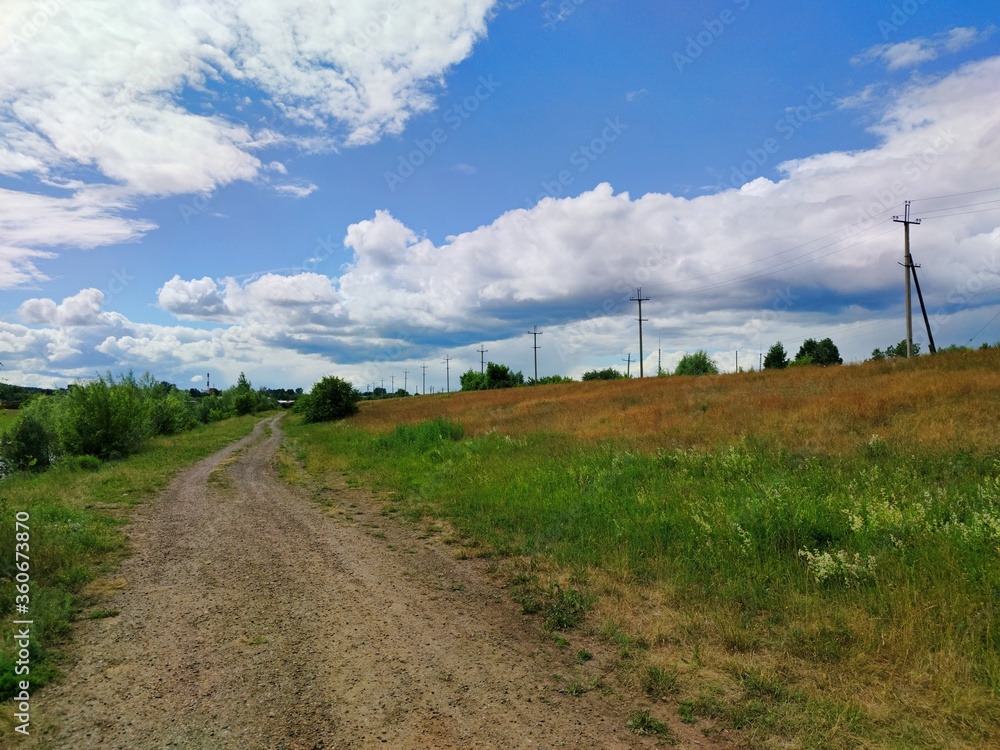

{"left": 735, "top": 350, "right": 738, "bottom": 373}
{"left": 527, "top": 326, "right": 543, "bottom": 382}
{"left": 893, "top": 201, "right": 921, "bottom": 359}
{"left": 403, "top": 369, "right": 408, "bottom": 393}
{"left": 623, "top": 353, "right": 632, "bottom": 378}
{"left": 421, "top": 364, "right": 427, "bottom": 395}
{"left": 630, "top": 288, "right": 650, "bottom": 377}
{"left": 910, "top": 258, "right": 937, "bottom": 354}
{"left": 477, "top": 345, "right": 488, "bottom": 373}
{"left": 443, "top": 357, "right": 451, "bottom": 393}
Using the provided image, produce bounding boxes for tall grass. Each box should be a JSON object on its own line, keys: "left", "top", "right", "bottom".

{"left": 284, "top": 350, "right": 1000, "bottom": 748}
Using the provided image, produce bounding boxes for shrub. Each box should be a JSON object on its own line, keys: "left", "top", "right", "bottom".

{"left": 301, "top": 376, "right": 360, "bottom": 423}
{"left": 232, "top": 372, "right": 259, "bottom": 416}
{"left": 0, "top": 411, "right": 57, "bottom": 471}
{"left": 582, "top": 368, "right": 623, "bottom": 381}
{"left": 486, "top": 362, "right": 525, "bottom": 389}
{"left": 61, "top": 373, "right": 152, "bottom": 460}
{"left": 675, "top": 350, "right": 719, "bottom": 376}
{"left": 460, "top": 370, "right": 488, "bottom": 391}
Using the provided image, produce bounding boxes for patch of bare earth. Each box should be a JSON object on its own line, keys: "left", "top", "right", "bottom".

{"left": 25, "top": 416, "right": 724, "bottom": 749}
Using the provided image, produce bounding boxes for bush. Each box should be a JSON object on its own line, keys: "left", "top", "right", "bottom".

{"left": 582, "top": 368, "right": 623, "bottom": 381}
{"left": 61, "top": 373, "right": 152, "bottom": 460}
{"left": 675, "top": 350, "right": 719, "bottom": 376}
{"left": 0, "top": 411, "right": 57, "bottom": 471}
{"left": 460, "top": 370, "right": 488, "bottom": 391}
{"left": 301, "top": 376, "right": 360, "bottom": 423}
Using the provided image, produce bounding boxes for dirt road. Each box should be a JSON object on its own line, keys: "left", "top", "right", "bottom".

{"left": 26, "top": 416, "right": 697, "bottom": 749}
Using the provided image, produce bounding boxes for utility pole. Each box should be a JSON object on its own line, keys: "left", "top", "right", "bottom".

{"left": 477, "top": 345, "right": 488, "bottom": 374}
{"left": 630, "top": 288, "right": 650, "bottom": 377}
{"left": 380, "top": 378, "right": 385, "bottom": 397}
{"left": 893, "top": 201, "right": 921, "bottom": 359}
{"left": 403, "top": 369, "right": 408, "bottom": 393}
{"left": 390, "top": 374, "right": 394, "bottom": 393}
{"left": 421, "top": 364, "right": 427, "bottom": 395}
{"left": 443, "top": 357, "right": 451, "bottom": 393}
{"left": 910, "top": 257, "right": 937, "bottom": 354}
{"left": 527, "top": 326, "right": 543, "bottom": 382}
{"left": 657, "top": 334, "right": 662, "bottom": 376}
{"left": 623, "top": 353, "right": 632, "bottom": 378}
{"left": 735, "top": 350, "right": 738, "bottom": 373}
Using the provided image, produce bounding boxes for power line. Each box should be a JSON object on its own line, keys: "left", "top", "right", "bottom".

{"left": 911, "top": 186, "right": 1000, "bottom": 203}
{"left": 476, "top": 344, "right": 488, "bottom": 373}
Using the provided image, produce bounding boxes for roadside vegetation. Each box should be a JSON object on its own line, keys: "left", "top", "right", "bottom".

{"left": 283, "top": 347, "right": 1000, "bottom": 749}
{"left": 0, "top": 371, "right": 275, "bottom": 477}
{"left": 0, "top": 414, "right": 267, "bottom": 702}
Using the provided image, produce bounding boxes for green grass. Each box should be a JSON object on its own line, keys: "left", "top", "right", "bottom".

{"left": 0, "top": 413, "right": 267, "bottom": 701}
{"left": 0, "top": 410, "right": 17, "bottom": 436}
{"left": 284, "top": 415, "right": 1000, "bottom": 749}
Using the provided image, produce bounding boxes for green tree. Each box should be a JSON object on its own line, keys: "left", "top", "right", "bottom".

{"left": 582, "top": 368, "right": 623, "bottom": 381}
{"left": 794, "top": 338, "right": 842, "bottom": 366}
{"left": 763, "top": 342, "right": 789, "bottom": 370}
{"left": 883, "top": 339, "right": 921, "bottom": 359}
{"left": 485, "top": 362, "right": 525, "bottom": 389}
{"left": 301, "top": 376, "right": 360, "bottom": 423}
{"left": 460, "top": 369, "right": 488, "bottom": 391}
{"left": 232, "top": 372, "right": 259, "bottom": 416}
{"left": 674, "top": 350, "right": 719, "bottom": 376}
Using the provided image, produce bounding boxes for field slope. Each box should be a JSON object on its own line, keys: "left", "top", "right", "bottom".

{"left": 286, "top": 349, "right": 1000, "bottom": 750}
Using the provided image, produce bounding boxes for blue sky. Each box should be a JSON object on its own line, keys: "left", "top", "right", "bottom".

{"left": 2, "top": 0, "right": 999, "bottom": 391}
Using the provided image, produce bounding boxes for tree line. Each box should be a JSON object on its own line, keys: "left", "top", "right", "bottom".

{"left": 0, "top": 372, "right": 277, "bottom": 476}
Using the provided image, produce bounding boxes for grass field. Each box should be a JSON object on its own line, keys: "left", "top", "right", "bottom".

{"left": 0, "top": 413, "right": 269, "bottom": 704}
{"left": 284, "top": 348, "right": 1000, "bottom": 749}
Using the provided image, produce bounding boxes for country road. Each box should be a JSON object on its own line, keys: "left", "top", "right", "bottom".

{"left": 21, "top": 415, "right": 704, "bottom": 749}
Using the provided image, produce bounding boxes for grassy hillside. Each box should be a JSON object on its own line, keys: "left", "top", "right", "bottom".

{"left": 284, "top": 349, "right": 1000, "bottom": 749}
{"left": 351, "top": 348, "right": 1000, "bottom": 454}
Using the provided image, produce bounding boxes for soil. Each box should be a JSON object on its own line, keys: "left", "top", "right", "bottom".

{"left": 22, "top": 415, "right": 723, "bottom": 749}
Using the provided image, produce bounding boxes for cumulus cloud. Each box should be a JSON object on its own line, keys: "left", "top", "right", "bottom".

{"left": 0, "top": 0, "right": 497, "bottom": 287}
{"left": 8, "top": 55, "right": 1000, "bottom": 389}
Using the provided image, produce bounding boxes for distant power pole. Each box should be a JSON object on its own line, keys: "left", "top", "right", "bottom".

{"left": 630, "top": 288, "right": 650, "bottom": 377}
{"left": 390, "top": 374, "right": 394, "bottom": 392}
{"left": 623, "top": 353, "right": 632, "bottom": 378}
{"left": 421, "top": 364, "right": 427, "bottom": 395}
{"left": 657, "top": 335, "right": 661, "bottom": 377}
{"left": 735, "top": 350, "right": 738, "bottom": 373}
{"left": 527, "top": 326, "right": 543, "bottom": 382}
{"left": 443, "top": 357, "right": 451, "bottom": 393}
{"left": 403, "top": 369, "right": 408, "bottom": 393}
{"left": 477, "top": 345, "right": 488, "bottom": 374}
{"left": 893, "top": 201, "right": 921, "bottom": 359}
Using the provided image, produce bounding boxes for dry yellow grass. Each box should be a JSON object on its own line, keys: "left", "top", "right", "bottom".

{"left": 354, "top": 348, "right": 1000, "bottom": 454}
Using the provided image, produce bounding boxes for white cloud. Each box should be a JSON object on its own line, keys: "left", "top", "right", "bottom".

{"left": 625, "top": 88, "right": 648, "bottom": 102}
{"left": 0, "top": 0, "right": 498, "bottom": 288}
{"left": 274, "top": 182, "right": 319, "bottom": 198}
{"left": 7, "top": 56, "right": 1000, "bottom": 388}
{"left": 854, "top": 26, "right": 993, "bottom": 71}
